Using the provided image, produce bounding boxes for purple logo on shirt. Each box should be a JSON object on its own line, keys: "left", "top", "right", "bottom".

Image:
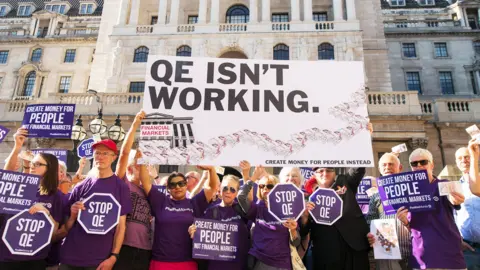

{"left": 22, "top": 104, "right": 76, "bottom": 138}
{"left": 377, "top": 170, "right": 435, "bottom": 215}
{"left": 78, "top": 193, "right": 121, "bottom": 235}
{"left": 0, "top": 169, "right": 41, "bottom": 214}
{"left": 1, "top": 210, "right": 54, "bottom": 256}
{"left": 356, "top": 178, "right": 373, "bottom": 204}
{"left": 308, "top": 188, "right": 343, "bottom": 225}
{"left": 267, "top": 183, "right": 305, "bottom": 222}
{"left": 153, "top": 185, "right": 168, "bottom": 196}
{"left": 192, "top": 218, "right": 239, "bottom": 262}
{"left": 0, "top": 125, "right": 10, "bottom": 143}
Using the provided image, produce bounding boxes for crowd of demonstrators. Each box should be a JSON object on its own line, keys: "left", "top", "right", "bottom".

{"left": 1, "top": 113, "right": 480, "bottom": 270}
{"left": 366, "top": 153, "right": 411, "bottom": 270}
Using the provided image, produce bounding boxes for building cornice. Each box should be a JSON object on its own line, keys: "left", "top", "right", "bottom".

{"left": 0, "top": 36, "right": 97, "bottom": 44}
{"left": 385, "top": 30, "right": 480, "bottom": 37}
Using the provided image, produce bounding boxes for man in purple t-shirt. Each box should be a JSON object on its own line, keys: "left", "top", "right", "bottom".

{"left": 59, "top": 139, "right": 132, "bottom": 270}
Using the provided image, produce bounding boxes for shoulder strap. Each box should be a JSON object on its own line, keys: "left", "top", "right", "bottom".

{"left": 212, "top": 206, "right": 218, "bottom": 220}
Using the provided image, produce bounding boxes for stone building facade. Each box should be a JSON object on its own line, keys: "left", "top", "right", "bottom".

{"left": 0, "top": 0, "right": 477, "bottom": 178}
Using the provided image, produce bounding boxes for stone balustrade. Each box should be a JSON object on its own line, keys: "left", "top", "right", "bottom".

{"left": 384, "top": 20, "right": 462, "bottom": 32}
{"left": 1, "top": 92, "right": 479, "bottom": 123}
{"left": 219, "top": 23, "right": 248, "bottom": 32}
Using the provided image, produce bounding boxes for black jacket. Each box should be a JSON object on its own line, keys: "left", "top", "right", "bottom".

{"left": 306, "top": 167, "right": 370, "bottom": 255}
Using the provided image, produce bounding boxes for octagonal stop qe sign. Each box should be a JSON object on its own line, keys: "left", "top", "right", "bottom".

{"left": 308, "top": 187, "right": 343, "bottom": 225}
{"left": 267, "top": 183, "right": 305, "bottom": 222}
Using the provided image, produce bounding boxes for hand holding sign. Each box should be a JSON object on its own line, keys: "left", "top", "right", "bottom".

{"left": 268, "top": 183, "right": 305, "bottom": 222}
{"left": 78, "top": 193, "right": 121, "bottom": 235}
{"left": 308, "top": 188, "right": 343, "bottom": 225}
{"left": 14, "top": 128, "right": 28, "bottom": 148}
{"left": 70, "top": 201, "right": 85, "bottom": 220}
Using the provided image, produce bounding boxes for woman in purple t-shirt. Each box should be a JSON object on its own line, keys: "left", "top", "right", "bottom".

{"left": 0, "top": 128, "right": 64, "bottom": 270}
{"left": 238, "top": 167, "right": 300, "bottom": 270}
{"left": 139, "top": 163, "right": 219, "bottom": 270}
{"left": 188, "top": 174, "right": 250, "bottom": 270}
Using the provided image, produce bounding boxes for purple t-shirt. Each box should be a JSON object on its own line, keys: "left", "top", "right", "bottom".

{"left": 247, "top": 200, "right": 292, "bottom": 270}
{"left": 46, "top": 192, "right": 70, "bottom": 266}
{"left": 0, "top": 190, "right": 65, "bottom": 262}
{"left": 149, "top": 188, "right": 209, "bottom": 262}
{"left": 203, "top": 203, "right": 249, "bottom": 270}
{"left": 409, "top": 179, "right": 466, "bottom": 269}
{"left": 124, "top": 180, "right": 152, "bottom": 250}
{"left": 60, "top": 174, "right": 132, "bottom": 267}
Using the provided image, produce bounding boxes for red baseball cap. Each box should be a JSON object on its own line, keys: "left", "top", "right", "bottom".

{"left": 92, "top": 139, "right": 118, "bottom": 155}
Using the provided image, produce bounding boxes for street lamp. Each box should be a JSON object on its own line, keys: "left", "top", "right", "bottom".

{"left": 89, "top": 108, "right": 108, "bottom": 135}
{"left": 71, "top": 115, "right": 87, "bottom": 142}
{"left": 108, "top": 115, "right": 126, "bottom": 142}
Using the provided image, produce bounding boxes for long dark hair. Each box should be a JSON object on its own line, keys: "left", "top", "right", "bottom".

{"left": 167, "top": 172, "right": 186, "bottom": 185}
{"left": 38, "top": 153, "right": 59, "bottom": 195}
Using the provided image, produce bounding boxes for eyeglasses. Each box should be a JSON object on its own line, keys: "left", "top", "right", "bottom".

{"left": 31, "top": 162, "right": 47, "bottom": 168}
{"left": 186, "top": 176, "right": 198, "bottom": 181}
{"left": 222, "top": 186, "right": 237, "bottom": 193}
{"left": 258, "top": 184, "right": 275, "bottom": 190}
{"left": 410, "top": 160, "right": 429, "bottom": 167}
{"left": 168, "top": 180, "right": 187, "bottom": 189}
{"left": 94, "top": 152, "right": 116, "bottom": 157}
{"left": 315, "top": 169, "right": 335, "bottom": 174}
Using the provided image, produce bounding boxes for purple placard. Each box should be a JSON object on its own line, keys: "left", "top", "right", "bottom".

{"left": 0, "top": 125, "right": 10, "bottom": 143}
{"left": 22, "top": 104, "right": 75, "bottom": 138}
{"left": 308, "top": 188, "right": 343, "bottom": 225}
{"left": 77, "top": 138, "right": 95, "bottom": 159}
{"left": 0, "top": 169, "right": 40, "bottom": 214}
{"left": 377, "top": 170, "right": 435, "bottom": 215}
{"left": 192, "top": 218, "right": 239, "bottom": 262}
{"left": 31, "top": 149, "right": 68, "bottom": 164}
{"left": 300, "top": 167, "right": 314, "bottom": 180}
{"left": 1, "top": 210, "right": 54, "bottom": 256}
{"left": 267, "top": 183, "right": 305, "bottom": 222}
{"left": 78, "top": 193, "right": 121, "bottom": 235}
{"left": 356, "top": 178, "right": 373, "bottom": 204}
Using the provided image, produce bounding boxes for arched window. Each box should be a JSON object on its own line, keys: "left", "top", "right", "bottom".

{"left": 474, "top": 40, "right": 480, "bottom": 55}
{"left": 176, "top": 45, "right": 192, "bottom": 57}
{"left": 318, "top": 43, "right": 334, "bottom": 60}
{"left": 133, "top": 46, "right": 149, "bottom": 62}
{"left": 226, "top": 5, "right": 249, "bottom": 24}
{"left": 22, "top": 71, "right": 36, "bottom": 96}
{"left": 31, "top": 48, "right": 42, "bottom": 62}
{"left": 273, "top": 44, "right": 289, "bottom": 60}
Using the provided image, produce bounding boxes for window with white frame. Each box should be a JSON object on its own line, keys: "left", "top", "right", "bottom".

{"left": 79, "top": 3, "right": 95, "bottom": 15}
{"left": 390, "top": 0, "right": 405, "bottom": 6}
{"left": 18, "top": 5, "right": 33, "bottom": 16}
{"left": 46, "top": 4, "right": 67, "bottom": 14}
{"left": 419, "top": 0, "right": 435, "bottom": 5}
{"left": 0, "top": 6, "right": 8, "bottom": 16}
{"left": 58, "top": 76, "right": 71, "bottom": 93}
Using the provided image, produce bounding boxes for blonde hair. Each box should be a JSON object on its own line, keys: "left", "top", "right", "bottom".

{"left": 58, "top": 161, "right": 67, "bottom": 173}
{"left": 409, "top": 148, "right": 433, "bottom": 164}
{"left": 278, "top": 167, "right": 304, "bottom": 187}
{"left": 257, "top": 174, "right": 280, "bottom": 201}
{"left": 222, "top": 174, "right": 241, "bottom": 190}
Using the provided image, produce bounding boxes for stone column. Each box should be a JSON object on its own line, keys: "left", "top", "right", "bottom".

{"left": 477, "top": 8, "right": 480, "bottom": 27}
{"left": 29, "top": 18, "right": 36, "bottom": 37}
{"left": 261, "top": 0, "right": 271, "bottom": 23}
{"left": 129, "top": 0, "right": 140, "bottom": 25}
{"left": 210, "top": 0, "right": 219, "bottom": 24}
{"left": 198, "top": 0, "right": 207, "bottom": 24}
{"left": 157, "top": 0, "right": 168, "bottom": 25}
{"left": 291, "top": 0, "right": 300, "bottom": 21}
{"left": 303, "top": 0, "right": 313, "bottom": 21}
{"left": 168, "top": 0, "right": 180, "bottom": 25}
{"left": 346, "top": 0, "right": 356, "bottom": 20}
{"left": 249, "top": 0, "right": 258, "bottom": 23}
{"left": 333, "top": 0, "right": 343, "bottom": 21}
{"left": 117, "top": 0, "right": 130, "bottom": 25}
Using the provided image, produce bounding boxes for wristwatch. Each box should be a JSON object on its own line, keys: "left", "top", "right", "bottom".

{"left": 110, "top": 253, "right": 120, "bottom": 261}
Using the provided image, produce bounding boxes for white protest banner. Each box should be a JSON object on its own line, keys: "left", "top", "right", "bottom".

{"left": 371, "top": 219, "right": 401, "bottom": 260}
{"left": 142, "top": 56, "right": 374, "bottom": 167}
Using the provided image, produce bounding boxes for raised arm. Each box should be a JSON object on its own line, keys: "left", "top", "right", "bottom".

{"left": 72, "top": 157, "right": 87, "bottom": 187}
{"left": 4, "top": 128, "right": 27, "bottom": 171}
{"left": 191, "top": 170, "right": 208, "bottom": 197}
{"left": 116, "top": 111, "right": 145, "bottom": 179}
{"left": 198, "top": 166, "right": 220, "bottom": 203}
{"left": 468, "top": 138, "right": 480, "bottom": 196}
{"left": 138, "top": 151, "right": 152, "bottom": 195}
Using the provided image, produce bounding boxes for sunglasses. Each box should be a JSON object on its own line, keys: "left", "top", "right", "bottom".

{"left": 259, "top": 184, "right": 275, "bottom": 190}
{"left": 168, "top": 181, "right": 187, "bottom": 189}
{"left": 410, "top": 160, "right": 429, "bottom": 167}
{"left": 222, "top": 186, "right": 237, "bottom": 193}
